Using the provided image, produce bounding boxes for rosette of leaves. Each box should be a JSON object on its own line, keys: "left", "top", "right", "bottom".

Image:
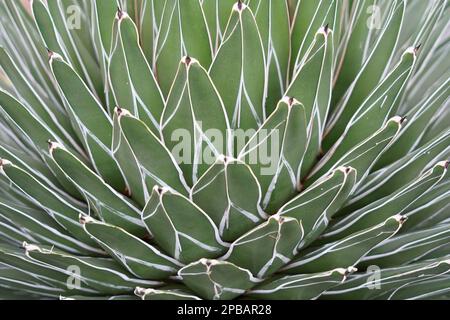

{"left": 0, "top": 0, "right": 449, "bottom": 300}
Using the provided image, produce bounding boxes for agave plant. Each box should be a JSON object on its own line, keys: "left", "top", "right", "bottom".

{"left": 0, "top": 0, "right": 448, "bottom": 300}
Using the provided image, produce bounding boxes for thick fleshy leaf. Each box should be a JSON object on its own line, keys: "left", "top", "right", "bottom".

{"left": 286, "top": 27, "right": 334, "bottom": 179}
{"left": 49, "top": 143, "right": 145, "bottom": 235}
{"left": 221, "top": 215, "right": 303, "bottom": 278}
{"left": 0, "top": 160, "right": 99, "bottom": 251}
{"left": 347, "top": 130, "right": 450, "bottom": 210}
{"left": 250, "top": 0, "right": 290, "bottom": 115}
{"left": 109, "top": 12, "right": 164, "bottom": 132}
{"left": 118, "top": 110, "right": 189, "bottom": 195}
{"left": 161, "top": 57, "right": 230, "bottom": 186}
{"left": 375, "top": 78, "right": 450, "bottom": 169}
{"left": 49, "top": 53, "right": 126, "bottom": 191}
{"left": 22, "top": 243, "right": 160, "bottom": 295}
{"left": 326, "top": 0, "right": 405, "bottom": 149}
{"left": 324, "top": 161, "right": 448, "bottom": 240}
{"left": 247, "top": 267, "right": 354, "bottom": 300}
{"left": 80, "top": 216, "right": 181, "bottom": 280}
{"left": 238, "top": 97, "right": 307, "bottom": 213}
{"left": 209, "top": 2, "right": 266, "bottom": 130}
{"left": 290, "top": 0, "right": 341, "bottom": 75}
{"left": 142, "top": 187, "right": 228, "bottom": 264}
{"left": 94, "top": 0, "right": 119, "bottom": 53}
{"left": 179, "top": 259, "right": 261, "bottom": 300}
{"left": 360, "top": 224, "right": 450, "bottom": 269}
{"left": 323, "top": 258, "right": 450, "bottom": 300}
{"left": 279, "top": 166, "right": 356, "bottom": 249}
{"left": 191, "top": 157, "right": 266, "bottom": 242}
{"left": 282, "top": 215, "right": 406, "bottom": 274}
{"left": 0, "top": 47, "right": 74, "bottom": 145}
{"left": 310, "top": 116, "right": 405, "bottom": 185}
{"left": 155, "top": 0, "right": 212, "bottom": 95}
{"left": 317, "top": 48, "right": 416, "bottom": 175}
{"left": 0, "top": 199, "right": 93, "bottom": 255}
{"left": 202, "top": 0, "right": 236, "bottom": 52}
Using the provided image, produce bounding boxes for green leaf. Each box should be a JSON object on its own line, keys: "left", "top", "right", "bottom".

{"left": 209, "top": 2, "right": 266, "bottom": 130}
{"left": 142, "top": 187, "right": 227, "bottom": 264}
{"left": 323, "top": 258, "right": 450, "bottom": 300}
{"left": 23, "top": 243, "right": 161, "bottom": 295}
{"left": 250, "top": 0, "right": 291, "bottom": 115}
{"left": 361, "top": 224, "right": 450, "bottom": 269}
{"left": 0, "top": 47, "right": 74, "bottom": 145}
{"left": 109, "top": 12, "right": 164, "bottom": 132}
{"left": 318, "top": 47, "right": 416, "bottom": 175}
{"left": 155, "top": 0, "right": 212, "bottom": 95}
{"left": 191, "top": 157, "right": 266, "bottom": 242}
{"left": 247, "top": 267, "right": 354, "bottom": 300}
{"left": 286, "top": 27, "right": 334, "bottom": 179}
{"left": 309, "top": 116, "right": 405, "bottom": 186}
{"left": 161, "top": 57, "right": 231, "bottom": 186}
{"left": 238, "top": 98, "right": 307, "bottom": 213}
{"left": 222, "top": 215, "right": 303, "bottom": 278}
{"left": 94, "top": 0, "right": 120, "bottom": 53}
{"left": 179, "top": 259, "right": 261, "bottom": 300}
{"left": 81, "top": 216, "right": 181, "bottom": 280}
{"left": 279, "top": 166, "right": 356, "bottom": 250}
{"left": 290, "top": 0, "right": 339, "bottom": 76}
{"left": 375, "top": 78, "right": 450, "bottom": 169}
{"left": 0, "top": 160, "right": 100, "bottom": 252}
{"left": 112, "top": 109, "right": 146, "bottom": 206}
{"left": 118, "top": 110, "right": 190, "bottom": 195}
{"left": 49, "top": 54, "right": 126, "bottom": 191}
{"left": 326, "top": 0, "right": 405, "bottom": 149}
{"left": 49, "top": 143, "right": 145, "bottom": 236}
{"left": 324, "top": 161, "right": 448, "bottom": 240}
{"left": 347, "top": 130, "right": 450, "bottom": 211}
{"left": 202, "top": 0, "right": 236, "bottom": 52}
{"left": 0, "top": 199, "right": 92, "bottom": 255}
{"left": 282, "top": 215, "right": 406, "bottom": 274}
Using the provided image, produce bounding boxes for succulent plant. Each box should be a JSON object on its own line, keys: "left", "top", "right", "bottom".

{"left": 0, "top": 0, "right": 449, "bottom": 300}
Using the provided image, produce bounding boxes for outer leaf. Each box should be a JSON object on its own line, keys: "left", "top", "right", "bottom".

{"left": 118, "top": 110, "right": 189, "bottom": 195}
{"left": 179, "top": 259, "right": 261, "bottom": 300}
{"left": 161, "top": 57, "right": 231, "bottom": 186}
{"left": 49, "top": 53, "right": 126, "bottom": 191}
{"left": 323, "top": 258, "right": 450, "bottom": 300}
{"left": 80, "top": 216, "right": 181, "bottom": 280}
{"left": 238, "top": 97, "right": 307, "bottom": 213}
{"left": 49, "top": 143, "right": 145, "bottom": 236}
{"left": 135, "top": 286, "right": 201, "bottom": 300}
{"left": 23, "top": 243, "right": 161, "bottom": 294}
{"left": 282, "top": 215, "right": 406, "bottom": 274}
{"left": 309, "top": 116, "right": 405, "bottom": 186}
{"left": 250, "top": 0, "right": 291, "bottom": 115}
{"left": 109, "top": 12, "right": 164, "bottom": 132}
{"left": 142, "top": 187, "right": 228, "bottom": 264}
{"left": 221, "top": 215, "right": 303, "bottom": 278}
{"left": 360, "top": 224, "right": 450, "bottom": 269}
{"left": 0, "top": 160, "right": 100, "bottom": 251}
{"left": 318, "top": 47, "right": 416, "bottom": 175}
{"left": 155, "top": 0, "right": 212, "bottom": 95}
{"left": 279, "top": 166, "right": 356, "bottom": 250}
{"left": 209, "top": 2, "right": 266, "bottom": 130}
{"left": 191, "top": 157, "right": 266, "bottom": 242}
{"left": 326, "top": 0, "right": 405, "bottom": 149}
{"left": 286, "top": 27, "right": 333, "bottom": 179}
{"left": 247, "top": 267, "right": 354, "bottom": 300}
{"left": 324, "top": 161, "right": 448, "bottom": 240}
